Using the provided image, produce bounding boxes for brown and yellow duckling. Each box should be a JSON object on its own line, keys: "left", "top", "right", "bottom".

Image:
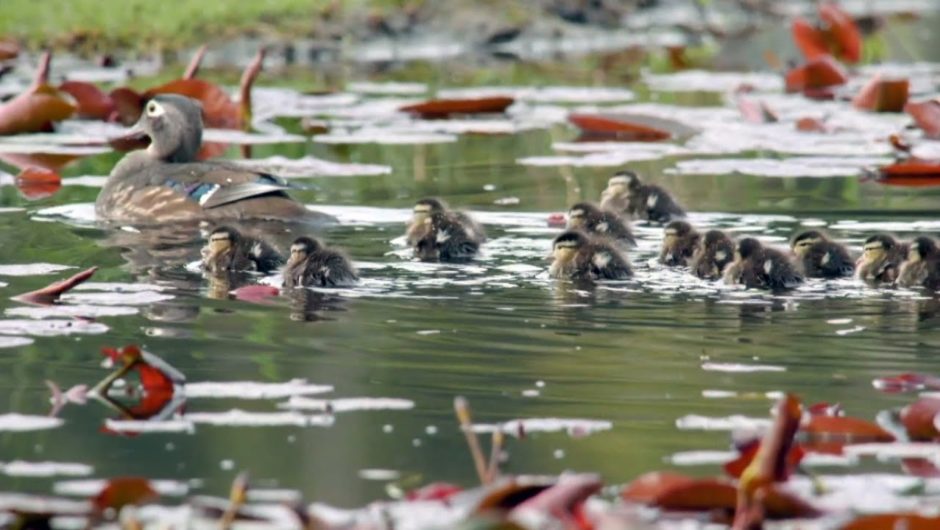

{"left": 790, "top": 230, "right": 854, "bottom": 278}
{"left": 723, "top": 237, "right": 803, "bottom": 290}
{"left": 856, "top": 234, "right": 908, "bottom": 285}
{"left": 897, "top": 236, "right": 940, "bottom": 290}
{"left": 283, "top": 237, "right": 358, "bottom": 288}
{"left": 690, "top": 229, "right": 735, "bottom": 280}
{"left": 660, "top": 220, "right": 700, "bottom": 267}
{"left": 98, "top": 94, "right": 333, "bottom": 224}
{"left": 599, "top": 170, "right": 685, "bottom": 223}
{"left": 548, "top": 230, "right": 632, "bottom": 281}
{"left": 201, "top": 226, "right": 284, "bottom": 274}
{"left": 405, "top": 198, "right": 485, "bottom": 262}
{"left": 566, "top": 202, "right": 635, "bottom": 247}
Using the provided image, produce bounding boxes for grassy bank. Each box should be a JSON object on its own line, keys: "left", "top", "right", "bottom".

{"left": 0, "top": 0, "right": 417, "bottom": 52}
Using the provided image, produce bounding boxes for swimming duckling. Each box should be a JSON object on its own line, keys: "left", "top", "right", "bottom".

{"left": 690, "top": 229, "right": 735, "bottom": 280}
{"left": 898, "top": 236, "right": 940, "bottom": 290}
{"left": 566, "top": 202, "right": 635, "bottom": 247}
{"left": 98, "top": 94, "right": 333, "bottom": 224}
{"left": 660, "top": 220, "right": 700, "bottom": 267}
{"left": 856, "top": 234, "right": 908, "bottom": 285}
{"left": 200, "top": 226, "right": 284, "bottom": 274}
{"left": 405, "top": 198, "right": 485, "bottom": 262}
{"left": 723, "top": 237, "right": 803, "bottom": 290}
{"left": 790, "top": 230, "right": 854, "bottom": 278}
{"left": 282, "top": 237, "right": 358, "bottom": 288}
{"left": 548, "top": 230, "right": 632, "bottom": 281}
{"left": 599, "top": 170, "right": 685, "bottom": 223}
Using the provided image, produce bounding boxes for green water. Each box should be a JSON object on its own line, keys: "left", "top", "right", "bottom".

{"left": 1, "top": 18, "right": 940, "bottom": 509}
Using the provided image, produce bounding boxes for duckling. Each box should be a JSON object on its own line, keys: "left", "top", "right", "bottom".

{"left": 283, "top": 237, "right": 358, "bottom": 288}
{"left": 660, "top": 220, "right": 700, "bottom": 267}
{"left": 724, "top": 237, "right": 803, "bottom": 290}
{"left": 200, "top": 226, "right": 284, "bottom": 274}
{"left": 599, "top": 170, "right": 685, "bottom": 223}
{"left": 690, "top": 229, "right": 735, "bottom": 280}
{"left": 566, "top": 202, "right": 635, "bottom": 247}
{"left": 790, "top": 230, "right": 854, "bottom": 278}
{"left": 856, "top": 234, "right": 908, "bottom": 285}
{"left": 548, "top": 230, "right": 632, "bottom": 281}
{"left": 898, "top": 236, "right": 940, "bottom": 290}
{"left": 405, "top": 198, "right": 485, "bottom": 262}
{"left": 98, "top": 94, "right": 334, "bottom": 224}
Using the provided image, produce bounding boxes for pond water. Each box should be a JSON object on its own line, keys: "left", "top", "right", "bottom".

{"left": 1, "top": 13, "right": 940, "bottom": 516}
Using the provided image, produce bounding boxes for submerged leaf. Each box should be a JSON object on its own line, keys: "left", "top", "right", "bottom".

{"left": 15, "top": 167, "right": 61, "bottom": 200}
{"left": 400, "top": 97, "right": 514, "bottom": 119}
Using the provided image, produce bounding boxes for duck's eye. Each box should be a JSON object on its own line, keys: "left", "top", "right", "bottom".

{"left": 146, "top": 101, "right": 165, "bottom": 117}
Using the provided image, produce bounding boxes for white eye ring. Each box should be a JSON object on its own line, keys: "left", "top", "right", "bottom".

{"left": 146, "top": 101, "right": 165, "bottom": 117}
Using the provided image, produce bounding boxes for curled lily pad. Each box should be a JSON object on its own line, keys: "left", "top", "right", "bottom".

{"left": 904, "top": 98, "right": 940, "bottom": 139}
{"left": 785, "top": 55, "right": 848, "bottom": 95}
{"left": 58, "top": 81, "right": 115, "bottom": 121}
{"left": 852, "top": 75, "right": 909, "bottom": 112}
{"left": 13, "top": 266, "right": 96, "bottom": 304}
{"left": 400, "top": 97, "right": 514, "bottom": 119}
{"left": 0, "top": 53, "right": 75, "bottom": 135}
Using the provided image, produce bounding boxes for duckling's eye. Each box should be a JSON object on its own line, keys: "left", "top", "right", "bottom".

{"left": 146, "top": 101, "right": 165, "bottom": 118}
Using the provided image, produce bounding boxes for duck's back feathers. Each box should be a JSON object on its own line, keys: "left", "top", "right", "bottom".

{"left": 800, "top": 241, "right": 854, "bottom": 278}
{"left": 285, "top": 249, "right": 358, "bottom": 288}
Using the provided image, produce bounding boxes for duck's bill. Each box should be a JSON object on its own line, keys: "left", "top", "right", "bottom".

{"left": 108, "top": 127, "right": 151, "bottom": 152}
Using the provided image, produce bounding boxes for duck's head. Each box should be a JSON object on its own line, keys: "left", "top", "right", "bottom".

{"left": 908, "top": 236, "right": 938, "bottom": 263}
{"left": 606, "top": 170, "right": 641, "bottom": 196}
{"left": 735, "top": 237, "right": 763, "bottom": 261}
{"left": 566, "top": 202, "right": 601, "bottom": 229}
{"left": 791, "top": 230, "right": 826, "bottom": 257}
{"left": 123, "top": 94, "right": 204, "bottom": 163}
{"left": 703, "top": 229, "right": 731, "bottom": 247}
{"left": 288, "top": 236, "right": 320, "bottom": 267}
{"left": 859, "top": 234, "right": 898, "bottom": 266}
{"left": 663, "top": 220, "right": 693, "bottom": 244}
{"left": 551, "top": 230, "right": 589, "bottom": 264}
{"left": 411, "top": 198, "right": 447, "bottom": 225}
{"left": 203, "top": 226, "right": 239, "bottom": 262}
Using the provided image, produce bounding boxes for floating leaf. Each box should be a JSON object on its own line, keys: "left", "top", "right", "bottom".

{"left": 622, "top": 472, "right": 693, "bottom": 504}
{"left": 108, "top": 87, "right": 144, "bottom": 126}
{"left": 791, "top": 17, "right": 829, "bottom": 61}
{"left": 841, "top": 514, "right": 940, "bottom": 530}
{"left": 802, "top": 415, "right": 895, "bottom": 445}
{"left": 13, "top": 266, "right": 97, "bottom": 304}
{"left": 400, "top": 97, "right": 514, "bottom": 119}
{"left": 852, "top": 75, "right": 909, "bottom": 112}
{"left": 0, "top": 53, "right": 75, "bottom": 135}
{"left": 58, "top": 81, "right": 115, "bottom": 121}
{"left": 819, "top": 2, "right": 862, "bottom": 64}
{"left": 568, "top": 113, "right": 672, "bottom": 141}
{"left": 873, "top": 373, "right": 940, "bottom": 393}
{"left": 904, "top": 98, "right": 940, "bottom": 139}
{"left": 795, "top": 116, "right": 829, "bottom": 132}
{"left": 785, "top": 55, "right": 848, "bottom": 95}
{"left": 877, "top": 159, "right": 940, "bottom": 179}
{"left": 91, "top": 477, "right": 158, "bottom": 513}
{"left": 901, "top": 397, "right": 940, "bottom": 441}
{"left": 15, "top": 167, "right": 61, "bottom": 200}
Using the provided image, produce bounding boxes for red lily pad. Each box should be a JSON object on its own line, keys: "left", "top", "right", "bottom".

{"left": 0, "top": 52, "right": 75, "bottom": 135}
{"left": 802, "top": 415, "right": 895, "bottom": 445}
{"left": 232, "top": 285, "right": 280, "bottom": 304}
{"left": 852, "top": 75, "right": 909, "bottom": 112}
{"left": 400, "top": 97, "right": 515, "bottom": 119}
{"left": 547, "top": 213, "right": 566, "bottom": 228}
{"left": 841, "top": 514, "right": 940, "bottom": 530}
{"left": 791, "top": 17, "right": 829, "bottom": 61}
{"left": 406, "top": 482, "right": 463, "bottom": 502}
{"left": 877, "top": 160, "right": 940, "bottom": 179}
{"left": 904, "top": 98, "right": 940, "bottom": 139}
{"left": 92, "top": 477, "right": 158, "bottom": 513}
{"left": 15, "top": 167, "right": 61, "bottom": 200}
{"left": 567, "top": 113, "right": 690, "bottom": 141}
{"left": 901, "top": 397, "right": 940, "bottom": 441}
{"left": 873, "top": 373, "right": 940, "bottom": 393}
{"left": 795, "top": 116, "right": 830, "bottom": 133}
{"left": 58, "top": 81, "right": 115, "bottom": 121}
{"left": 108, "top": 87, "right": 145, "bottom": 126}
{"left": 819, "top": 2, "right": 862, "bottom": 64}
{"left": 13, "top": 266, "right": 97, "bottom": 304}
{"left": 784, "top": 55, "right": 848, "bottom": 94}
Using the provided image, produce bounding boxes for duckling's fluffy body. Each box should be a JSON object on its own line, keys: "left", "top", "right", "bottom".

{"left": 600, "top": 170, "right": 684, "bottom": 223}
{"left": 201, "top": 226, "right": 284, "bottom": 274}
{"left": 724, "top": 238, "right": 803, "bottom": 290}
{"left": 856, "top": 234, "right": 908, "bottom": 285}
{"left": 898, "top": 237, "right": 940, "bottom": 290}
{"left": 566, "top": 202, "right": 635, "bottom": 247}
{"left": 98, "top": 94, "right": 331, "bottom": 224}
{"left": 283, "top": 237, "right": 358, "bottom": 288}
{"left": 659, "top": 220, "right": 700, "bottom": 267}
{"left": 790, "top": 230, "right": 854, "bottom": 278}
{"left": 405, "top": 198, "right": 485, "bottom": 262}
{"left": 690, "top": 229, "right": 735, "bottom": 280}
{"left": 549, "top": 230, "right": 632, "bottom": 281}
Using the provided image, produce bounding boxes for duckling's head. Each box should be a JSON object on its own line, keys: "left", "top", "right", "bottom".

{"left": 203, "top": 226, "right": 239, "bottom": 262}
{"left": 288, "top": 237, "right": 321, "bottom": 267}
{"left": 791, "top": 230, "right": 826, "bottom": 257}
{"left": 703, "top": 229, "right": 731, "bottom": 247}
{"left": 551, "top": 230, "right": 589, "bottom": 264}
{"left": 908, "top": 236, "right": 938, "bottom": 263}
{"left": 411, "top": 198, "right": 447, "bottom": 226}
{"left": 736, "top": 237, "right": 763, "bottom": 260}
{"left": 128, "top": 94, "right": 204, "bottom": 163}
{"left": 860, "top": 234, "right": 897, "bottom": 265}
{"left": 606, "top": 170, "right": 641, "bottom": 196}
{"left": 566, "top": 202, "right": 601, "bottom": 229}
